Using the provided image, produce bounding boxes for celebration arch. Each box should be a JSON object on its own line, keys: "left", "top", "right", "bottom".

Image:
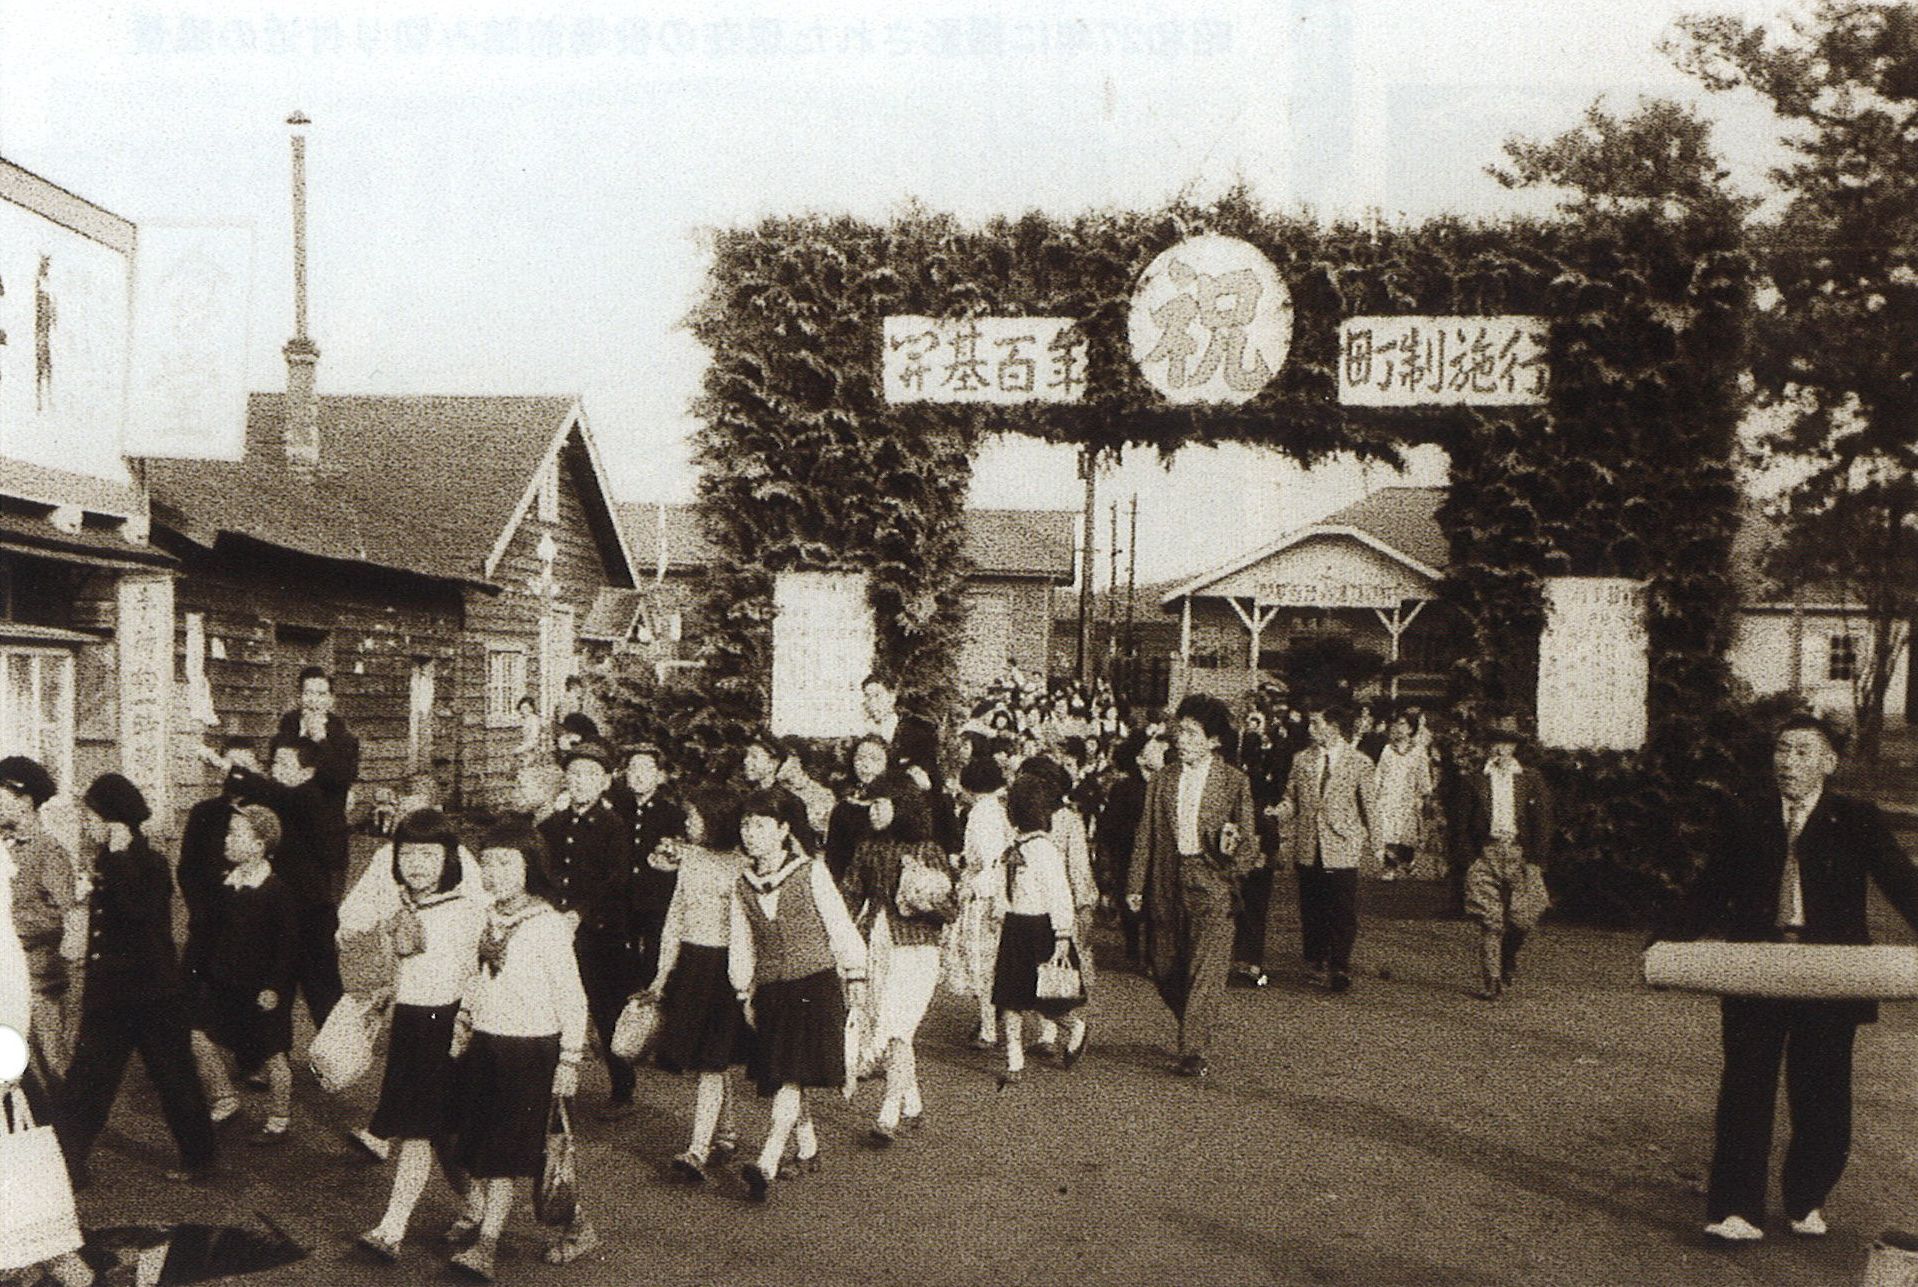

{"left": 676, "top": 190, "right": 1751, "bottom": 916}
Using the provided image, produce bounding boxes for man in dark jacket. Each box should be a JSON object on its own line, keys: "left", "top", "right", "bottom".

{"left": 276, "top": 666, "right": 359, "bottom": 875}
{"left": 1458, "top": 717, "right": 1554, "bottom": 1000}
{"left": 610, "top": 741, "right": 686, "bottom": 1017}
{"left": 0, "top": 755, "right": 79, "bottom": 1100}
{"left": 1670, "top": 712, "right": 1918, "bottom": 1243}
{"left": 538, "top": 738, "right": 638, "bottom": 1117}
{"left": 58, "top": 773, "right": 217, "bottom": 1185}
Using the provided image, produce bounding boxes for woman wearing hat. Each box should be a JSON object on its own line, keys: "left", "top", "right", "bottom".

{"left": 1459, "top": 717, "right": 1554, "bottom": 1001}
{"left": 56, "top": 773, "right": 218, "bottom": 1185}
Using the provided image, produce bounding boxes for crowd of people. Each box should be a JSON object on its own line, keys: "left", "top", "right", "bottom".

{"left": 4, "top": 663, "right": 1915, "bottom": 1279}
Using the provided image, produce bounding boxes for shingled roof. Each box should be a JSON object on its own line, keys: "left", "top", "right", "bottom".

{"left": 612, "top": 503, "right": 1077, "bottom": 583}
{"left": 149, "top": 394, "right": 635, "bottom": 588}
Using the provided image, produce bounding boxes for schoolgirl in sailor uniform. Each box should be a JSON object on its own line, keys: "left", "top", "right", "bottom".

{"left": 992, "top": 776, "right": 1088, "bottom": 1085}
{"left": 646, "top": 784, "right": 751, "bottom": 1180}
{"left": 727, "top": 789, "right": 867, "bottom": 1201}
{"left": 444, "top": 821, "right": 594, "bottom": 1281}
{"left": 349, "top": 810, "right": 487, "bottom": 1263}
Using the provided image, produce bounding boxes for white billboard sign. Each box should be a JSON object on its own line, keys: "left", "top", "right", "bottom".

{"left": 882, "top": 316, "right": 1086, "bottom": 404}
{"left": 1538, "top": 577, "right": 1648, "bottom": 751}
{"left": 1338, "top": 315, "right": 1548, "bottom": 407}
{"left": 771, "top": 571, "right": 875, "bottom": 738}
{"left": 126, "top": 223, "right": 255, "bottom": 460}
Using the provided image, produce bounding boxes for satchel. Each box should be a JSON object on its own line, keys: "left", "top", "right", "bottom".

{"left": 309, "top": 991, "right": 387, "bottom": 1094}
{"left": 533, "top": 1097, "right": 579, "bottom": 1228}
{"left": 0, "top": 1087, "right": 83, "bottom": 1271}
{"left": 609, "top": 992, "right": 660, "bottom": 1064}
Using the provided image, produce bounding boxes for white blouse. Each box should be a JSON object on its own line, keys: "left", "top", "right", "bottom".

{"left": 652, "top": 845, "right": 750, "bottom": 989}
{"left": 464, "top": 905, "right": 589, "bottom": 1063}
{"left": 997, "top": 832, "right": 1076, "bottom": 935}
{"left": 393, "top": 894, "right": 487, "bottom": 1008}
{"left": 962, "top": 792, "right": 1012, "bottom": 898}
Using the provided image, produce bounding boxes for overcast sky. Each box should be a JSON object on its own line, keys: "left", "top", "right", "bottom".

{"left": 1, "top": 0, "right": 1798, "bottom": 580}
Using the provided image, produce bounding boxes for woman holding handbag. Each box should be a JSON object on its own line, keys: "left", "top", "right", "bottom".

{"left": 443, "top": 821, "right": 593, "bottom": 1281}
{"left": 992, "top": 776, "right": 1088, "bottom": 1087}
{"left": 350, "top": 810, "right": 487, "bottom": 1263}
{"left": 840, "top": 739, "right": 957, "bottom": 1143}
{"left": 727, "top": 789, "right": 868, "bottom": 1202}
{"left": 643, "top": 785, "right": 751, "bottom": 1182}
{"left": 0, "top": 816, "right": 91, "bottom": 1286}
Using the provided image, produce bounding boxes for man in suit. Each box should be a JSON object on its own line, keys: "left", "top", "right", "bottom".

{"left": 1671, "top": 712, "right": 1918, "bottom": 1243}
{"left": 1459, "top": 716, "right": 1554, "bottom": 1000}
{"left": 276, "top": 666, "right": 360, "bottom": 880}
{"left": 1126, "top": 694, "right": 1258, "bottom": 1077}
{"left": 1279, "top": 701, "right": 1378, "bottom": 994}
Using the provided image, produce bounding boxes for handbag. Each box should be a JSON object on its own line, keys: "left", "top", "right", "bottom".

{"left": 1036, "top": 948, "right": 1085, "bottom": 1004}
{"left": 895, "top": 845, "right": 957, "bottom": 922}
{"left": 0, "top": 1087, "right": 83, "bottom": 1271}
{"left": 533, "top": 1097, "right": 579, "bottom": 1228}
{"left": 609, "top": 992, "right": 661, "bottom": 1064}
{"left": 309, "top": 991, "right": 387, "bottom": 1094}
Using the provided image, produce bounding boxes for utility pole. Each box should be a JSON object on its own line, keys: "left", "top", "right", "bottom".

{"left": 1076, "top": 447, "right": 1097, "bottom": 685}
{"left": 1124, "top": 493, "right": 1138, "bottom": 700}
{"left": 1107, "top": 501, "right": 1120, "bottom": 668}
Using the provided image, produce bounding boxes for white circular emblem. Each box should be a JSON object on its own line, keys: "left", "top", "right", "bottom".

{"left": 0, "top": 1024, "right": 25, "bottom": 1085}
{"left": 1128, "top": 235, "right": 1292, "bottom": 404}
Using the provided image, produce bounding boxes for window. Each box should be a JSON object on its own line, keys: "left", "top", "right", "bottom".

{"left": 1188, "top": 650, "right": 1223, "bottom": 670}
{"left": 1828, "top": 633, "right": 1859, "bottom": 683}
{"left": 486, "top": 646, "right": 526, "bottom": 727}
{"left": 0, "top": 647, "right": 74, "bottom": 793}
{"left": 537, "top": 458, "right": 560, "bottom": 523}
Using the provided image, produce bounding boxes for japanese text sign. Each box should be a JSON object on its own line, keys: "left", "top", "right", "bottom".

{"left": 882, "top": 316, "right": 1087, "bottom": 403}
{"left": 1338, "top": 315, "right": 1548, "bottom": 407}
{"left": 1128, "top": 235, "right": 1292, "bottom": 404}
{"left": 771, "top": 571, "right": 875, "bottom": 738}
{"left": 1537, "top": 577, "right": 1647, "bottom": 752}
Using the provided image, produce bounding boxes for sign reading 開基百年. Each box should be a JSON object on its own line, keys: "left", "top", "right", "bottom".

{"left": 1338, "top": 316, "right": 1548, "bottom": 407}
{"left": 882, "top": 316, "right": 1086, "bottom": 404}
{"left": 1128, "top": 235, "right": 1291, "bottom": 405}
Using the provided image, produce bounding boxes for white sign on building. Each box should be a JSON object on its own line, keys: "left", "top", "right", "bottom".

{"left": 1537, "top": 577, "right": 1648, "bottom": 751}
{"left": 126, "top": 223, "right": 255, "bottom": 461}
{"left": 1128, "top": 234, "right": 1292, "bottom": 405}
{"left": 771, "top": 571, "right": 876, "bottom": 738}
{"left": 1338, "top": 315, "right": 1549, "bottom": 407}
{"left": 882, "top": 316, "right": 1087, "bottom": 404}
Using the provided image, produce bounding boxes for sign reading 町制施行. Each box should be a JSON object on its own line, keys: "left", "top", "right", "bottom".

{"left": 1338, "top": 316, "right": 1549, "bottom": 407}
{"left": 882, "top": 316, "right": 1087, "bottom": 404}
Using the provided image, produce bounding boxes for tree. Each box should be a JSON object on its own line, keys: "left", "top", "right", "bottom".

{"left": 1673, "top": 2, "right": 1918, "bottom": 756}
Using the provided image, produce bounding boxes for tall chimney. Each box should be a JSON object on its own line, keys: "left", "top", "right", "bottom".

{"left": 283, "top": 110, "right": 320, "bottom": 470}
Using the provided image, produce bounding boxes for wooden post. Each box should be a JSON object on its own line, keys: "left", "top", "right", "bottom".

{"left": 1077, "top": 448, "right": 1096, "bottom": 685}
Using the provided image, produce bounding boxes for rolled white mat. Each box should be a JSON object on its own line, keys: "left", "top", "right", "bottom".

{"left": 1642, "top": 942, "right": 1918, "bottom": 999}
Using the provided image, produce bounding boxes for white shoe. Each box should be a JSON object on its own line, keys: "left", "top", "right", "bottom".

{"left": 1789, "top": 1209, "right": 1828, "bottom": 1237}
{"left": 1704, "top": 1215, "right": 1764, "bottom": 1242}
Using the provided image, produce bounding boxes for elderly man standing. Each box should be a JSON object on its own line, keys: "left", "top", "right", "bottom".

{"left": 1668, "top": 712, "right": 1918, "bottom": 1244}
{"left": 1126, "top": 694, "right": 1258, "bottom": 1078}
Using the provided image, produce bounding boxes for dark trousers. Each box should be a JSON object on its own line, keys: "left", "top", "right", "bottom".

{"left": 293, "top": 897, "right": 344, "bottom": 1030}
{"left": 634, "top": 910, "right": 670, "bottom": 1008}
{"left": 1294, "top": 864, "right": 1358, "bottom": 974}
{"left": 575, "top": 929, "right": 642, "bottom": 1102}
{"left": 1708, "top": 998, "right": 1859, "bottom": 1224}
{"left": 1234, "top": 868, "right": 1275, "bottom": 968}
{"left": 1158, "top": 867, "right": 1236, "bottom": 1059}
{"left": 57, "top": 994, "right": 216, "bottom": 1177}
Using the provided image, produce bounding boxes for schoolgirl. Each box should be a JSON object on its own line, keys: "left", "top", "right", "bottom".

{"left": 187, "top": 803, "right": 299, "bottom": 1144}
{"left": 646, "top": 784, "right": 751, "bottom": 1180}
{"left": 727, "top": 790, "right": 867, "bottom": 1202}
{"left": 992, "top": 776, "right": 1088, "bottom": 1086}
{"left": 840, "top": 740, "right": 957, "bottom": 1142}
{"left": 956, "top": 756, "right": 1012, "bottom": 1049}
{"left": 349, "top": 809, "right": 488, "bottom": 1263}
{"left": 445, "top": 821, "right": 594, "bottom": 1281}
{"left": 1013, "top": 756, "right": 1098, "bottom": 1053}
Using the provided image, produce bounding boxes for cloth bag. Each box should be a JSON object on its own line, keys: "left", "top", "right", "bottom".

{"left": 0, "top": 1087, "right": 82, "bottom": 1271}
{"left": 309, "top": 991, "right": 387, "bottom": 1094}
{"left": 609, "top": 992, "right": 660, "bottom": 1064}
{"left": 534, "top": 1098, "right": 578, "bottom": 1227}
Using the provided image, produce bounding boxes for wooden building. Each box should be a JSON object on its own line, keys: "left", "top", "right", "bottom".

{"left": 147, "top": 392, "right": 636, "bottom": 827}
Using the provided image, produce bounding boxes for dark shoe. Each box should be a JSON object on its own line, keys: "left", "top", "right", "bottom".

{"left": 1027, "top": 1040, "right": 1058, "bottom": 1058}
{"left": 249, "top": 1122, "right": 290, "bottom": 1147}
{"left": 902, "top": 1112, "right": 925, "bottom": 1132}
{"left": 1329, "top": 972, "right": 1352, "bottom": 994}
{"left": 778, "top": 1152, "right": 821, "bottom": 1179}
{"left": 741, "top": 1161, "right": 771, "bottom": 1202}
{"left": 1476, "top": 982, "right": 1502, "bottom": 1002}
{"left": 996, "top": 1068, "right": 1024, "bottom": 1090}
{"left": 1174, "top": 1054, "right": 1208, "bottom": 1078}
{"left": 543, "top": 1221, "right": 599, "bottom": 1264}
{"left": 356, "top": 1229, "right": 402, "bottom": 1262}
{"left": 450, "top": 1239, "right": 497, "bottom": 1281}
{"left": 443, "top": 1217, "right": 482, "bottom": 1249}
{"left": 869, "top": 1122, "right": 897, "bottom": 1146}
{"left": 671, "top": 1150, "right": 708, "bottom": 1182}
{"left": 1062, "top": 1025, "right": 1089, "bottom": 1070}
{"left": 968, "top": 1032, "right": 996, "bottom": 1051}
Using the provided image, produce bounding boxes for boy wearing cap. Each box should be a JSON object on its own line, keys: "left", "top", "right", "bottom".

{"left": 0, "top": 755, "right": 81, "bottom": 1096}
{"left": 58, "top": 773, "right": 218, "bottom": 1185}
{"left": 612, "top": 741, "right": 686, "bottom": 1014}
{"left": 537, "top": 738, "right": 639, "bottom": 1118}
{"left": 1459, "top": 717, "right": 1554, "bottom": 1001}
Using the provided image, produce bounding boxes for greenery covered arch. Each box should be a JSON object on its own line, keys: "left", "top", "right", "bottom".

{"left": 677, "top": 185, "right": 1751, "bottom": 917}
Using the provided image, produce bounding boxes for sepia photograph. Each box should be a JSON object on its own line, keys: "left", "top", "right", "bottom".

{"left": 2, "top": 1, "right": 1918, "bottom": 1283}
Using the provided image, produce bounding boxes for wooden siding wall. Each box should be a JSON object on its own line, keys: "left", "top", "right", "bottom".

{"left": 167, "top": 544, "right": 463, "bottom": 835}
{"left": 456, "top": 438, "right": 620, "bottom": 809}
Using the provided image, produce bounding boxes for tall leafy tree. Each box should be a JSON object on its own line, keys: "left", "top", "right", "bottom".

{"left": 1674, "top": 1, "right": 1918, "bottom": 755}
